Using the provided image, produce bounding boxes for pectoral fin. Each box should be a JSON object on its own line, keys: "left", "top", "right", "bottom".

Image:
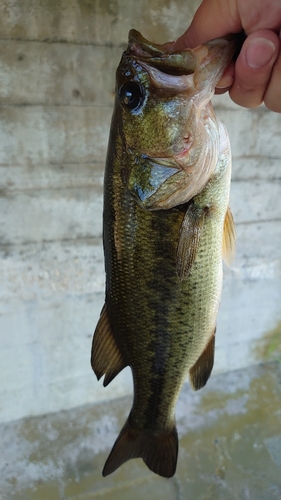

{"left": 189, "top": 329, "right": 216, "bottom": 390}
{"left": 91, "top": 303, "right": 127, "bottom": 386}
{"left": 176, "top": 202, "right": 205, "bottom": 281}
{"left": 222, "top": 206, "right": 236, "bottom": 266}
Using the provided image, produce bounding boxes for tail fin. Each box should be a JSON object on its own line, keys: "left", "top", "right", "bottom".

{"left": 102, "top": 415, "right": 178, "bottom": 478}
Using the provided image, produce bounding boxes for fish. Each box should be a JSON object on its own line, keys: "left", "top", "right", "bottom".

{"left": 91, "top": 29, "right": 236, "bottom": 479}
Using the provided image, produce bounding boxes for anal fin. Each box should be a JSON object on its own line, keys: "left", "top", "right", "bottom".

{"left": 189, "top": 328, "right": 216, "bottom": 391}
{"left": 91, "top": 303, "right": 127, "bottom": 386}
{"left": 222, "top": 206, "right": 236, "bottom": 266}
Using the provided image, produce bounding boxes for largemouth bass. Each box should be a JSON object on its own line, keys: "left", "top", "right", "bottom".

{"left": 91, "top": 30, "right": 236, "bottom": 478}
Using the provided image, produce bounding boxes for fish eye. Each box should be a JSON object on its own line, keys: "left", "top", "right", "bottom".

{"left": 119, "top": 82, "right": 144, "bottom": 111}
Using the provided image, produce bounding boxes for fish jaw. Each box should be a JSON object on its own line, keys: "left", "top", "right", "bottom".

{"left": 127, "top": 29, "right": 236, "bottom": 101}
{"left": 191, "top": 37, "right": 236, "bottom": 102}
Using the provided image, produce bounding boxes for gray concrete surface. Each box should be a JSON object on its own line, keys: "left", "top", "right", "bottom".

{"left": 0, "top": 0, "right": 281, "bottom": 424}
{"left": 1, "top": 362, "right": 281, "bottom": 499}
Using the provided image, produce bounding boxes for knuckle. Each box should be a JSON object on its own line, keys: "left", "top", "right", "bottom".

{"left": 234, "top": 78, "right": 265, "bottom": 95}
{"left": 229, "top": 84, "right": 263, "bottom": 108}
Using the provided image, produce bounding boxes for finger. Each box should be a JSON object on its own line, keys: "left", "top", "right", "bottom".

{"left": 215, "top": 61, "right": 235, "bottom": 94}
{"left": 229, "top": 30, "right": 280, "bottom": 108}
{"left": 263, "top": 43, "right": 281, "bottom": 112}
{"left": 174, "top": 0, "right": 241, "bottom": 50}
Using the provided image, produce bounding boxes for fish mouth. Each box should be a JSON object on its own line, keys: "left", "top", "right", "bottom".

{"left": 127, "top": 29, "right": 237, "bottom": 92}
{"left": 127, "top": 29, "right": 199, "bottom": 76}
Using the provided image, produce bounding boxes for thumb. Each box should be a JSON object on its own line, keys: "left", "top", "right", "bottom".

{"left": 174, "top": 0, "right": 242, "bottom": 50}
{"left": 174, "top": 22, "right": 203, "bottom": 50}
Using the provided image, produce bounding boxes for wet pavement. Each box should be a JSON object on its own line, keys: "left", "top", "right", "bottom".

{"left": 1, "top": 361, "right": 281, "bottom": 500}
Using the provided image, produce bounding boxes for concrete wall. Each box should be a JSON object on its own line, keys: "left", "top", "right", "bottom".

{"left": 1, "top": 0, "right": 280, "bottom": 424}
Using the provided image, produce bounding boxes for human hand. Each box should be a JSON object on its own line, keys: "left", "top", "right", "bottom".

{"left": 174, "top": 0, "right": 281, "bottom": 112}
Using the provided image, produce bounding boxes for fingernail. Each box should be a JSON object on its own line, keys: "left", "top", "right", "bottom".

{"left": 245, "top": 37, "right": 276, "bottom": 69}
{"left": 216, "top": 75, "right": 234, "bottom": 89}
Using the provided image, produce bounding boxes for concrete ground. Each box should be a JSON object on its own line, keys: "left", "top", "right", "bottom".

{"left": 1, "top": 361, "right": 281, "bottom": 500}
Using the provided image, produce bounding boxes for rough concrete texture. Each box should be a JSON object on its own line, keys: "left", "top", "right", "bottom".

{"left": 0, "top": 0, "right": 198, "bottom": 45}
{"left": 1, "top": 362, "right": 281, "bottom": 499}
{"left": 1, "top": 0, "right": 281, "bottom": 424}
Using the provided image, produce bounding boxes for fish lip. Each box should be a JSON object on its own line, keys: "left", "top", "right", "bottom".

{"left": 136, "top": 60, "right": 195, "bottom": 93}
{"left": 127, "top": 29, "right": 198, "bottom": 76}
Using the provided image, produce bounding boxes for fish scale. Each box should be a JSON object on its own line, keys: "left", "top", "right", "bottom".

{"left": 91, "top": 29, "right": 236, "bottom": 478}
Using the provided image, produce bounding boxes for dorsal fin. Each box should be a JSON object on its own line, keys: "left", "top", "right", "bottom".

{"left": 222, "top": 206, "right": 236, "bottom": 266}
{"left": 91, "top": 303, "right": 127, "bottom": 387}
{"left": 176, "top": 203, "right": 206, "bottom": 281}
